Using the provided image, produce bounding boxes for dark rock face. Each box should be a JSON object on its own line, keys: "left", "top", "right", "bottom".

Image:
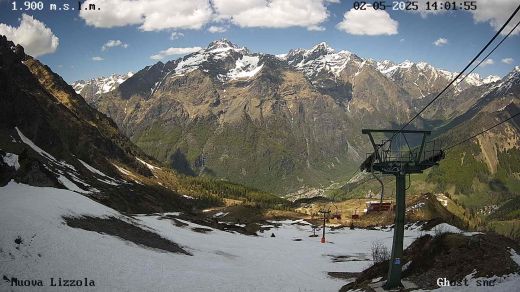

{"left": 15, "top": 159, "right": 63, "bottom": 188}
{"left": 0, "top": 35, "right": 189, "bottom": 213}
{"left": 0, "top": 150, "right": 16, "bottom": 186}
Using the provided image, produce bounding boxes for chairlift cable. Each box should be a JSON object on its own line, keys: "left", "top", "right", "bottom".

{"left": 373, "top": 4, "right": 520, "bottom": 152}
{"left": 452, "top": 18, "right": 520, "bottom": 89}
{"left": 443, "top": 111, "right": 520, "bottom": 151}
{"left": 346, "top": 6, "right": 520, "bottom": 200}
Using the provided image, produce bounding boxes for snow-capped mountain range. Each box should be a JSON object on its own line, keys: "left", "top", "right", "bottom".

{"left": 72, "top": 72, "right": 134, "bottom": 99}
{"left": 283, "top": 42, "right": 363, "bottom": 78}
{"left": 71, "top": 40, "right": 503, "bottom": 102}
{"left": 66, "top": 39, "right": 520, "bottom": 194}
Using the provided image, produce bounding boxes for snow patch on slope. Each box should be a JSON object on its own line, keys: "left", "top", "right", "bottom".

{"left": 288, "top": 43, "right": 358, "bottom": 78}
{"left": 136, "top": 157, "right": 158, "bottom": 170}
{"left": 78, "top": 159, "right": 121, "bottom": 186}
{"left": 510, "top": 248, "right": 520, "bottom": 266}
{"left": 15, "top": 127, "right": 58, "bottom": 163}
{"left": 57, "top": 175, "right": 91, "bottom": 194}
{"left": 173, "top": 53, "right": 208, "bottom": 76}
{"left": 227, "top": 55, "right": 263, "bottom": 80}
{"left": 15, "top": 127, "right": 78, "bottom": 173}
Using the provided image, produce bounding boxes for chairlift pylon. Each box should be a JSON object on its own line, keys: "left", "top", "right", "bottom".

{"left": 361, "top": 128, "right": 444, "bottom": 289}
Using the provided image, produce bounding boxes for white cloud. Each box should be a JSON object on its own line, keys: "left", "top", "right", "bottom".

{"left": 80, "top": 0, "right": 213, "bottom": 31}
{"left": 150, "top": 47, "right": 202, "bottom": 60}
{"left": 208, "top": 26, "right": 227, "bottom": 33}
{"left": 336, "top": 5, "right": 398, "bottom": 36}
{"left": 101, "top": 39, "right": 128, "bottom": 51}
{"left": 0, "top": 14, "right": 59, "bottom": 57}
{"left": 170, "top": 32, "right": 184, "bottom": 40}
{"left": 211, "top": 0, "right": 264, "bottom": 19}
{"left": 92, "top": 56, "right": 104, "bottom": 61}
{"left": 433, "top": 38, "right": 448, "bottom": 46}
{"left": 481, "top": 59, "right": 495, "bottom": 67}
{"left": 470, "top": 0, "right": 520, "bottom": 35}
{"left": 212, "top": 0, "right": 330, "bottom": 29}
{"left": 79, "top": 0, "right": 333, "bottom": 31}
{"left": 308, "top": 25, "right": 326, "bottom": 31}
{"left": 501, "top": 58, "right": 514, "bottom": 64}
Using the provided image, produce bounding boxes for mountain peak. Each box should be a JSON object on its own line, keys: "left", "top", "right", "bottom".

{"left": 399, "top": 60, "right": 414, "bottom": 68}
{"left": 309, "top": 42, "right": 334, "bottom": 54}
{"left": 482, "top": 75, "right": 501, "bottom": 84}
{"left": 207, "top": 39, "right": 237, "bottom": 50}
{"left": 204, "top": 39, "right": 248, "bottom": 56}
{"left": 72, "top": 72, "right": 134, "bottom": 96}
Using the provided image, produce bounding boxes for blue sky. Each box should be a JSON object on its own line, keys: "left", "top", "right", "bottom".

{"left": 0, "top": 0, "right": 519, "bottom": 82}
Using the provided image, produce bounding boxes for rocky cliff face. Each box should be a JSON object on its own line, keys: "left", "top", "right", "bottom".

{"left": 76, "top": 39, "right": 518, "bottom": 194}
{"left": 1, "top": 36, "right": 250, "bottom": 213}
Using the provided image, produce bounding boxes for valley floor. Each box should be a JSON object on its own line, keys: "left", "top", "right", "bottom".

{"left": 1, "top": 182, "right": 519, "bottom": 291}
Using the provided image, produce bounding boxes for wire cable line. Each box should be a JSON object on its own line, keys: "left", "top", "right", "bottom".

{"left": 370, "top": 4, "right": 520, "bottom": 153}
{"left": 444, "top": 111, "right": 520, "bottom": 151}
{"left": 391, "top": 4, "right": 520, "bottom": 140}
{"left": 452, "top": 19, "right": 520, "bottom": 89}
{"left": 346, "top": 5, "right": 520, "bottom": 193}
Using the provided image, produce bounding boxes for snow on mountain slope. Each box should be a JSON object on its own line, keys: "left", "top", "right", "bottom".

{"left": 72, "top": 72, "right": 133, "bottom": 95}
{"left": 482, "top": 75, "right": 501, "bottom": 84}
{"left": 0, "top": 182, "right": 441, "bottom": 291}
{"left": 286, "top": 42, "right": 362, "bottom": 78}
{"left": 172, "top": 40, "right": 260, "bottom": 80}
{"left": 374, "top": 59, "right": 500, "bottom": 90}
{"left": 76, "top": 40, "right": 504, "bottom": 102}
{"left": 227, "top": 55, "right": 263, "bottom": 80}
{"left": 171, "top": 51, "right": 208, "bottom": 76}
{"left": 283, "top": 43, "right": 501, "bottom": 96}
{"left": 495, "top": 66, "right": 520, "bottom": 95}
{"left": 14, "top": 126, "right": 114, "bottom": 193}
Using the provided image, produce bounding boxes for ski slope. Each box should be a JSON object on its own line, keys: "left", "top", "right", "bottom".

{"left": 0, "top": 182, "right": 518, "bottom": 291}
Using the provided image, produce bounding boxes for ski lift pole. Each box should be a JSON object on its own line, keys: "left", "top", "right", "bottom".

{"left": 385, "top": 171, "right": 406, "bottom": 288}
{"left": 319, "top": 209, "right": 330, "bottom": 243}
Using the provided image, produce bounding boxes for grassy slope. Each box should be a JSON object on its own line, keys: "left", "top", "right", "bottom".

{"left": 133, "top": 115, "right": 357, "bottom": 195}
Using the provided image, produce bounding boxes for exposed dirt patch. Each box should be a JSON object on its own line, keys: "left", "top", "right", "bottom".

{"left": 191, "top": 227, "right": 213, "bottom": 233}
{"left": 329, "top": 253, "right": 370, "bottom": 263}
{"left": 340, "top": 232, "right": 520, "bottom": 291}
{"left": 166, "top": 212, "right": 271, "bottom": 236}
{"left": 328, "top": 272, "right": 360, "bottom": 280}
{"left": 63, "top": 216, "right": 191, "bottom": 255}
